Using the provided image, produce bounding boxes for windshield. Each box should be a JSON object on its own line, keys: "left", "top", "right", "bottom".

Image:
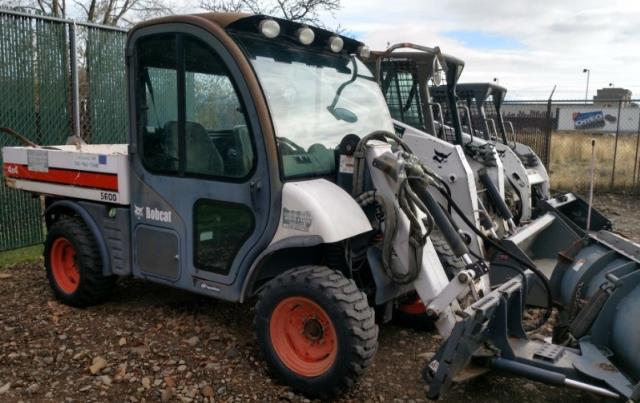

{"left": 232, "top": 33, "right": 394, "bottom": 179}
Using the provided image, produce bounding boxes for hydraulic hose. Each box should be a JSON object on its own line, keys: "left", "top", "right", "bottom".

{"left": 352, "top": 130, "right": 412, "bottom": 197}
{"left": 408, "top": 177, "right": 468, "bottom": 258}
{"left": 355, "top": 190, "right": 400, "bottom": 281}
{"left": 353, "top": 130, "right": 428, "bottom": 285}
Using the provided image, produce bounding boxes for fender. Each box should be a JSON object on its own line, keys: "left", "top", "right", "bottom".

{"left": 239, "top": 179, "right": 372, "bottom": 301}
{"left": 45, "top": 199, "right": 112, "bottom": 276}
{"left": 268, "top": 179, "right": 372, "bottom": 245}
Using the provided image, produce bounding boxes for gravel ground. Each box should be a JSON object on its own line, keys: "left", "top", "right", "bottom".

{"left": 0, "top": 193, "right": 636, "bottom": 403}
{"left": 592, "top": 193, "right": 640, "bottom": 243}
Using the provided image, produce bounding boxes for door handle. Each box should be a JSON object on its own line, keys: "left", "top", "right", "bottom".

{"left": 250, "top": 180, "right": 262, "bottom": 210}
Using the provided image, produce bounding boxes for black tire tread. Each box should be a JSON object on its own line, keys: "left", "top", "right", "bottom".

{"left": 45, "top": 216, "right": 115, "bottom": 307}
{"left": 430, "top": 228, "right": 466, "bottom": 276}
{"left": 254, "top": 265, "right": 378, "bottom": 398}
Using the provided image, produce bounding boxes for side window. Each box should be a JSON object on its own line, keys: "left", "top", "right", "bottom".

{"left": 136, "top": 33, "right": 255, "bottom": 179}
{"left": 194, "top": 200, "right": 254, "bottom": 275}
{"left": 183, "top": 36, "right": 254, "bottom": 178}
{"left": 137, "top": 34, "right": 179, "bottom": 174}
{"left": 384, "top": 69, "right": 424, "bottom": 130}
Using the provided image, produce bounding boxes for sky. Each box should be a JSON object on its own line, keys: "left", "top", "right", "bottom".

{"left": 309, "top": 0, "right": 640, "bottom": 100}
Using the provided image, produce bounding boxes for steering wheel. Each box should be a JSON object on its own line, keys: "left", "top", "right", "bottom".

{"left": 277, "top": 137, "right": 307, "bottom": 155}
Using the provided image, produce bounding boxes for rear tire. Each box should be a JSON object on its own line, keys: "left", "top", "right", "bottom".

{"left": 254, "top": 266, "right": 378, "bottom": 398}
{"left": 44, "top": 216, "right": 114, "bottom": 307}
{"left": 393, "top": 293, "right": 435, "bottom": 331}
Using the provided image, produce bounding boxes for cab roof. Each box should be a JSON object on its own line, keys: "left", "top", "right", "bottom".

{"left": 131, "top": 12, "right": 364, "bottom": 55}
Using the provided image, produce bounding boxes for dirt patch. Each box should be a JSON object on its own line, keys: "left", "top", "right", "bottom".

{"left": 592, "top": 193, "right": 640, "bottom": 243}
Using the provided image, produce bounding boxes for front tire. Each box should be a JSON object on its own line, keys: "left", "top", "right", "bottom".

{"left": 44, "top": 216, "right": 115, "bottom": 307}
{"left": 254, "top": 266, "right": 378, "bottom": 398}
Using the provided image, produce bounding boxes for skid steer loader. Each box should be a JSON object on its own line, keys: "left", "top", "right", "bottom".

{"left": 368, "top": 44, "right": 618, "bottom": 306}
{"left": 433, "top": 82, "right": 550, "bottom": 223}
{"left": 441, "top": 82, "right": 613, "bottom": 233}
{"left": 369, "top": 45, "right": 514, "bottom": 240}
{"left": 2, "top": 12, "right": 639, "bottom": 402}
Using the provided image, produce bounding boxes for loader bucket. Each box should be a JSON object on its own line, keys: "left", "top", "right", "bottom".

{"left": 424, "top": 231, "right": 640, "bottom": 401}
{"left": 536, "top": 192, "right": 612, "bottom": 234}
{"left": 489, "top": 211, "right": 582, "bottom": 307}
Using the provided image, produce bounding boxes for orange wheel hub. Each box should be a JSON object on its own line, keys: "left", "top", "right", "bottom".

{"left": 50, "top": 238, "right": 79, "bottom": 294}
{"left": 269, "top": 296, "right": 337, "bottom": 377}
{"left": 398, "top": 296, "right": 427, "bottom": 315}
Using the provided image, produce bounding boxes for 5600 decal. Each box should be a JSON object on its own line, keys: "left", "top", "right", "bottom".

{"left": 100, "top": 192, "right": 118, "bottom": 202}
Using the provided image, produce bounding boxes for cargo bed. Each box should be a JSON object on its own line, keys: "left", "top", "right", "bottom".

{"left": 2, "top": 144, "right": 130, "bottom": 205}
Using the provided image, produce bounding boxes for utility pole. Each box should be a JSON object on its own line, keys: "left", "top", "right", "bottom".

{"left": 583, "top": 68, "right": 590, "bottom": 103}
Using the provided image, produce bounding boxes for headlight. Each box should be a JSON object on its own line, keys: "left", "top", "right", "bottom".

{"left": 259, "top": 19, "right": 280, "bottom": 39}
{"left": 297, "top": 26, "right": 315, "bottom": 45}
{"left": 329, "top": 36, "right": 344, "bottom": 53}
{"left": 358, "top": 45, "right": 371, "bottom": 59}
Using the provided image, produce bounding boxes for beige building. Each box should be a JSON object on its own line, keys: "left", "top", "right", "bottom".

{"left": 593, "top": 87, "right": 632, "bottom": 107}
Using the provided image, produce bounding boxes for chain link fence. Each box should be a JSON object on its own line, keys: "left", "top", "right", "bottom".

{"left": 2, "top": 9, "right": 639, "bottom": 251}
{"left": 504, "top": 99, "right": 640, "bottom": 194}
{"left": 0, "top": 9, "right": 127, "bottom": 251}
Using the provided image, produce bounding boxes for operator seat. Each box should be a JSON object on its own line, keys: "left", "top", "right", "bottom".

{"left": 164, "top": 121, "right": 225, "bottom": 176}
{"left": 230, "top": 125, "right": 253, "bottom": 176}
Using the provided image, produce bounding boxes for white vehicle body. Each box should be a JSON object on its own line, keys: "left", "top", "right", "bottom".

{"left": 2, "top": 144, "right": 130, "bottom": 205}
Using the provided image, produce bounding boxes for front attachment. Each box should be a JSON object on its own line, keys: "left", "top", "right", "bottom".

{"left": 423, "top": 277, "right": 526, "bottom": 399}
{"left": 423, "top": 271, "right": 634, "bottom": 401}
{"left": 537, "top": 193, "right": 612, "bottom": 233}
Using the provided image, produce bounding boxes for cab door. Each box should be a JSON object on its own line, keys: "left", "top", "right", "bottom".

{"left": 128, "top": 27, "right": 271, "bottom": 299}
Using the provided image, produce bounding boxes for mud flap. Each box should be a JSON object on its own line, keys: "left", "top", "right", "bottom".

{"left": 423, "top": 277, "right": 527, "bottom": 399}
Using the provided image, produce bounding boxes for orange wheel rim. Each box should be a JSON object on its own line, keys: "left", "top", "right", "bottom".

{"left": 50, "top": 238, "right": 79, "bottom": 294}
{"left": 398, "top": 297, "right": 427, "bottom": 315}
{"left": 269, "top": 296, "right": 337, "bottom": 377}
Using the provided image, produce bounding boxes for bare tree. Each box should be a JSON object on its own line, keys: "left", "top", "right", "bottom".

{"left": 1, "top": 0, "right": 172, "bottom": 26}
{"left": 200, "top": 0, "right": 340, "bottom": 25}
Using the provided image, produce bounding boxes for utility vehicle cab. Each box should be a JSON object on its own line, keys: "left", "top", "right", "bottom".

{"left": 128, "top": 13, "right": 391, "bottom": 299}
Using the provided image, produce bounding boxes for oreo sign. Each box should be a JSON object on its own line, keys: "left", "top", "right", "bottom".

{"left": 573, "top": 111, "right": 605, "bottom": 129}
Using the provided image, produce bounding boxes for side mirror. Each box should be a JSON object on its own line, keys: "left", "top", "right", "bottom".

{"left": 433, "top": 58, "right": 444, "bottom": 86}
{"left": 432, "top": 49, "right": 447, "bottom": 86}
{"left": 328, "top": 106, "right": 358, "bottom": 123}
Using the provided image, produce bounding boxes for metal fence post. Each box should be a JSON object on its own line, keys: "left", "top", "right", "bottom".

{"left": 69, "top": 22, "right": 80, "bottom": 139}
{"left": 633, "top": 110, "right": 640, "bottom": 190}
{"left": 544, "top": 98, "right": 553, "bottom": 168}
{"left": 610, "top": 100, "right": 622, "bottom": 189}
